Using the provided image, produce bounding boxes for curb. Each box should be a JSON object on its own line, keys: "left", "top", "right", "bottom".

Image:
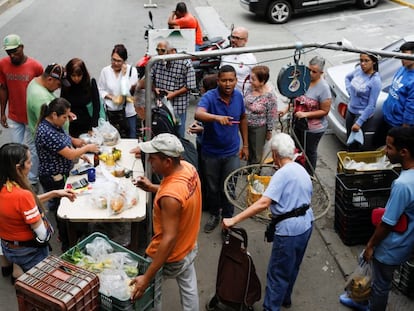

{"left": 390, "top": 0, "right": 414, "bottom": 9}
{"left": 0, "top": 0, "right": 19, "bottom": 15}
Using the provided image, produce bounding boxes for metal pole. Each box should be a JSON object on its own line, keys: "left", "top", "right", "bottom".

{"left": 143, "top": 0, "right": 157, "bottom": 8}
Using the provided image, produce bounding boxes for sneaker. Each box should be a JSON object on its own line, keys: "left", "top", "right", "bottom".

{"left": 204, "top": 215, "right": 220, "bottom": 233}
{"left": 339, "top": 293, "right": 368, "bottom": 311}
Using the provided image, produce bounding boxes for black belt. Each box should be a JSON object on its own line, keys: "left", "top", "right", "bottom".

{"left": 1, "top": 239, "right": 38, "bottom": 248}
{"left": 271, "top": 204, "right": 310, "bottom": 225}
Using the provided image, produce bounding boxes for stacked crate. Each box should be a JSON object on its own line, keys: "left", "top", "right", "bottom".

{"left": 15, "top": 255, "right": 100, "bottom": 311}
{"left": 334, "top": 165, "right": 399, "bottom": 245}
{"left": 393, "top": 258, "right": 414, "bottom": 297}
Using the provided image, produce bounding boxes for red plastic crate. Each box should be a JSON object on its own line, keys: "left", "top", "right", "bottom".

{"left": 15, "top": 255, "right": 99, "bottom": 311}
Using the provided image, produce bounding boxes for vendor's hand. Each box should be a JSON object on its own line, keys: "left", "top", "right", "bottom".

{"left": 351, "top": 124, "right": 361, "bottom": 132}
{"left": 239, "top": 146, "right": 248, "bottom": 160}
{"left": 1, "top": 115, "right": 8, "bottom": 128}
{"left": 223, "top": 218, "right": 235, "bottom": 229}
{"left": 130, "top": 275, "right": 150, "bottom": 301}
{"left": 86, "top": 143, "right": 100, "bottom": 154}
{"left": 130, "top": 146, "right": 142, "bottom": 158}
{"left": 55, "top": 189, "right": 77, "bottom": 202}
{"left": 132, "top": 176, "right": 153, "bottom": 192}
{"left": 363, "top": 246, "right": 374, "bottom": 262}
{"left": 72, "top": 137, "right": 85, "bottom": 148}
{"left": 216, "top": 115, "right": 233, "bottom": 125}
{"left": 80, "top": 154, "right": 91, "bottom": 163}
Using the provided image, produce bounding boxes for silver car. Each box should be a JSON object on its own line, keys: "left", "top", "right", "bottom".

{"left": 326, "top": 36, "right": 414, "bottom": 148}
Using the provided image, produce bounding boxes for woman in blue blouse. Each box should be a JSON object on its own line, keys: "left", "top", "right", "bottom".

{"left": 35, "top": 98, "right": 99, "bottom": 251}
{"left": 345, "top": 53, "right": 381, "bottom": 150}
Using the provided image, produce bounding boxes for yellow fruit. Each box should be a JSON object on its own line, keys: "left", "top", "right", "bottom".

{"left": 99, "top": 153, "right": 108, "bottom": 162}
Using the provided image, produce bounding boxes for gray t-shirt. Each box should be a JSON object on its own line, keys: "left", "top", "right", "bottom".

{"left": 304, "top": 78, "right": 331, "bottom": 133}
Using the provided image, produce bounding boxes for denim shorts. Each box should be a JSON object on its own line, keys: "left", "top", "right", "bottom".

{"left": 1, "top": 242, "right": 49, "bottom": 272}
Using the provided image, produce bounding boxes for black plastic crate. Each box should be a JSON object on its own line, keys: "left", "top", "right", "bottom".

{"left": 335, "top": 171, "right": 398, "bottom": 210}
{"left": 334, "top": 201, "right": 375, "bottom": 245}
{"left": 393, "top": 259, "right": 414, "bottom": 297}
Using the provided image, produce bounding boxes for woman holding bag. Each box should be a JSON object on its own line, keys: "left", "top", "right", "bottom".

{"left": 293, "top": 56, "right": 331, "bottom": 176}
{"left": 61, "top": 58, "right": 103, "bottom": 137}
{"left": 345, "top": 53, "right": 381, "bottom": 151}
{"left": 0, "top": 143, "right": 76, "bottom": 282}
{"left": 98, "top": 44, "right": 138, "bottom": 138}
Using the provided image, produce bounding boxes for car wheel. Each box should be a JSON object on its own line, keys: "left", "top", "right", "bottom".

{"left": 357, "top": 0, "right": 379, "bottom": 9}
{"left": 266, "top": 0, "right": 292, "bottom": 24}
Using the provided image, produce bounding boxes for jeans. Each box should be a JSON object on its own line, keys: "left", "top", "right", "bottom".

{"left": 263, "top": 226, "right": 313, "bottom": 311}
{"left": 177, "top": 112, "right": 187, "bottom": 138}
{"left": 26, "top": 132, "right": 39, "bottom": 185}
{"left": 369, "top": 258, "right": 398, "bottom": 311}
{"left": 201, "top": 153, "right": 240, "bottom": 218}
{"left": 1, "top": 243, "right": 48, "bottom": 272}
{"left": 8, "top": 119, "right": 28, "bottom": 144}
{"left": 127, "top": 115, "right": 137, "bottom": 138}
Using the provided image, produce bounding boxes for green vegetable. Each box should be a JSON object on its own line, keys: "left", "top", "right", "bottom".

{"left": 62, "top": 246, "right": 85, "bottom": 264}
{"left": 124, "top": 265, "right": 138, "bottom": 277}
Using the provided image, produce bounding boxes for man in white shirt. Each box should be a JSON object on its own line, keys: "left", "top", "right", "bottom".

{"left": 221, "top": 27, "right": 257, "bottom": 92}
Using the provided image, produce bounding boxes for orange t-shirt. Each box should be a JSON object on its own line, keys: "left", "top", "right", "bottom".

{"left": 0, "top": 184, "right": 40, "bottom": 241}
{"left": 146, "top": 161, "right": 202, "bottom": 262}
{"left": 175, "top": 13, "right": 203, "bottom": 45}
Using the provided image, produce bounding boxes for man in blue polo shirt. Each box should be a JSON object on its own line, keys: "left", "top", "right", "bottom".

{"left": 195, "top": 65, "right": 248, "bottom": 233}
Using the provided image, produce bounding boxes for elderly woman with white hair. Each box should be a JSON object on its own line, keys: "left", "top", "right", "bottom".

{"left": 223, "top": 132, "right": 314, "bottom": 311}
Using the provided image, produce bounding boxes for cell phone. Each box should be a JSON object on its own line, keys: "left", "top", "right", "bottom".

{"left": 71, "top": 178, "right": 89, "bottom": 190}
{"left": 71, "top": 163, "right": 93, "bottom": 175}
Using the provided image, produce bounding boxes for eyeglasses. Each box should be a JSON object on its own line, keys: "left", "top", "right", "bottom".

{"left": 111, "top": 58, "right": 124, "bottom": 63}
{"left": 156, "top": 48, "right": 167, "bottom": 53}
{"left": 308, "top": 68, "right": 321, "bottom": 74}
{"left": 6, "top": 47, "right": 19, "bottom": 55}
{"left": 231, "top": 35, "right": 246, "bottom": 41}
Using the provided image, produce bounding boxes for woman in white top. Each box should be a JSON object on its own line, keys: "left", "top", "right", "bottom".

{"left": 98, "top": 44, "right": 138, "bottom": 138}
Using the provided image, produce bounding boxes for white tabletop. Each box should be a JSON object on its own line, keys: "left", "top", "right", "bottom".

{"left": 57, "top": 139, "right": 147, "bottom": 222}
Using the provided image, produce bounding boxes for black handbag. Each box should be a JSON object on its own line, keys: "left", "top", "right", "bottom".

{"left": 105, "top": 104, "right": 130, "bottom": 138}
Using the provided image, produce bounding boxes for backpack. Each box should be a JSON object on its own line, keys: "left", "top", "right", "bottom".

{"left": 151, "top": 104, "right": 179, "bottom": 137}
{"left": 150, "top": 96, "right": 198, "bottom": 170}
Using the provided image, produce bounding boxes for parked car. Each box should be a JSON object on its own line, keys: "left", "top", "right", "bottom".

{"left": 326, "top": 36, "right": 414, "bottom": 148}
{"left": 239, "top": 0, "right": 379, "bottom": 24}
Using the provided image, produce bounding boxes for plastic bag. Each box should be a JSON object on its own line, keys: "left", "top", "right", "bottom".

{"left": 345, "top": 259, "right": 372, "bottom": 302}
{"left": 85, "top": 237, "right": 114, "bottom": 259}
{"left": 99, "top": 269, "right": 131, "bottom": 300}
{"left": 96, "top": 118, "right": 120, "bottom": 146}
